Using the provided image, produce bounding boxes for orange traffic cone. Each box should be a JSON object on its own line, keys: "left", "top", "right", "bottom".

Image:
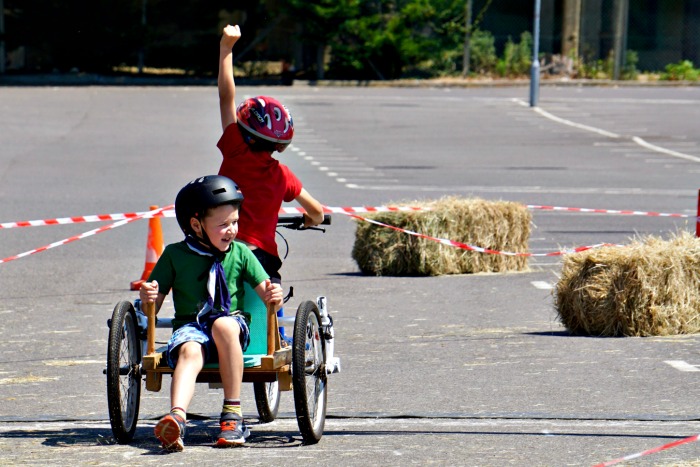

{"left": 130, "top": 205, "right": 165, "bottom": 291}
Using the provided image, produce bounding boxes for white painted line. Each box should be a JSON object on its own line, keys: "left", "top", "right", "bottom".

{"left": 633, "top": 136, "right": 700, "bottom": 163}
{"left": 340, "top": 178, "right": 399, "bottom": 182}
{"left": 513, "top": 98, "right": 700, "bottom": 164}
{"left": 322, "top": 167, "right": 377, "bottom": 172}
{"left": 343, "top": 184, "right": 690, "bottom": 196}
{"left": 664, "top": 360, "right": 700, "bottom": 372}
{"left": 531, "top": 281, "right": 554, "bottom": 290}
{"left": 644, "top": 158, "right": 684, "bottom": 164}
{"left": 533, "top": 106, "right": 621, "bottom": 138}
{"left": 594, "top": 142, "right": 637, "bottom": 147}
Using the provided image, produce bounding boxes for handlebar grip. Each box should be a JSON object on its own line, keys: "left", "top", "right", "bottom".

{"left": 277, "top": 213, "right": 332, "bottom": 228}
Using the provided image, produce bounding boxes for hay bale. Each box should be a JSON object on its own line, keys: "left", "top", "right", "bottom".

{"left": 555, "top": 231, "right": 700, "bottom": 337}
{"left": 351, "top": 197, "right": 531, "bottom": 276}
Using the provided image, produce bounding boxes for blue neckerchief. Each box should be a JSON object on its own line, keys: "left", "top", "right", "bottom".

{"left": 184, "top": 235, "right": 231, "bottom": 328}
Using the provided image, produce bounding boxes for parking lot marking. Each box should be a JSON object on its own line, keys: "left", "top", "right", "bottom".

{"left": 664, "top": 360, "right": 700, "bottom": 372}
{"left": 531, "top": 281, "right": 554, "bottom": 290}
{"left": 513, "top": 98, "right": 700, "bottom": 164}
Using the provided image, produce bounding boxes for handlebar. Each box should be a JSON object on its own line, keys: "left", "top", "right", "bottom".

{"left": 277, "top": 214, "right": 332, "bottom": 231}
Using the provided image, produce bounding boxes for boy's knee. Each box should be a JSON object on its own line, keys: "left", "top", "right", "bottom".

{"left": 178, "top": 341, "right": 205, "bottom": 361}
{"left": 212, "top": 316, "right": 241, "bottom": 338}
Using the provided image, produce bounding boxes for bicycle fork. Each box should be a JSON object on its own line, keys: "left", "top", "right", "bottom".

{"left": 317, "top": 296, "right": 341, "bottom": 375}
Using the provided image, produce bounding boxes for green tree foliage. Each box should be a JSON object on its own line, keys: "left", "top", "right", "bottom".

{"left": 496, "top": 31, "right": 531, "bottom": 77}
{"left": 660, "top": 60, "right": 699, "bottom": 81}
{"left": 468, "top": 29, "right": 497, "bottom": 74}
{"left": 281, "top": 0, "right": 361, "bottom": 79}
{"left": 322, "top": 0, "right": 467, "bottom": 79}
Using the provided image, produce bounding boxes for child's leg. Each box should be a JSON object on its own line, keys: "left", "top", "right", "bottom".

{"left": 170, "top": 341, "right": 206, "bottom": 409}
{"left": 156, "top": 330, "right": 207, "bottom": 451}
{"left": 211, "top": 317, "right": 244, "bottom": 399}
{"left": 211, "top": 316, "right": 250, "bottom": 447}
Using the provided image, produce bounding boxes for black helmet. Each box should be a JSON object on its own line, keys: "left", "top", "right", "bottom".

{"left": 175, "top": 175, "right": 244, "bottom": 235}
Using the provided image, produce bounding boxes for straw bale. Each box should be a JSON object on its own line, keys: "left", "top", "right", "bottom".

{"left": 555, "top": 231, "right": 700, "bottom": 336}
{"left": 351, "top": 197, "right": 531, "bottom": 276}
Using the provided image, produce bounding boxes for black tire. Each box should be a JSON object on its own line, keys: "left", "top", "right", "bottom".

{"left": 253, "top": 381, "right": 281, "bottom": 423}
{"left": 106, "top": 301, "right": 142, "bottom": 444}
{"left": 292, "top": 301, "right": 327, "bottom": 444}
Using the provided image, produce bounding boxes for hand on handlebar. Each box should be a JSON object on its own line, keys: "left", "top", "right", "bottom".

{"left": 303, "top": 213, "right": 317, "bottom": 229}
{"left": 264, "top": 280, "right": 284, "bottom": 311}
{"left": 278, "top": 214, "right": 331, "bottom": 231}
{"left": 139, "top": 280, "right": 159, "bottom": 303}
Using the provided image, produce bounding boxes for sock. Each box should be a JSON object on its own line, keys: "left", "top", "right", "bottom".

{"left": 222, "top": 399, "right": 242, "bottom": 417}
{"left": 170, "top": 406, "right": 186, "bottom": 421}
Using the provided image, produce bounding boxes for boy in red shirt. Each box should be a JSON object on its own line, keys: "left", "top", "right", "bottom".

{"left": 217, "top": 24, "right": 324, "bottom": 340}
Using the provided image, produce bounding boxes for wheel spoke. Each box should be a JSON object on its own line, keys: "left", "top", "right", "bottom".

{"left": 304, "top": 320, "right": 322, "bottom": 421}
{"left": 117, "top": 319, "right": 139, "bottom": 424}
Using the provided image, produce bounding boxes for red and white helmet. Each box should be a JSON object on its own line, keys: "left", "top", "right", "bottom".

{"left": 236, "top": 96, "right": 294, "bottom": 153}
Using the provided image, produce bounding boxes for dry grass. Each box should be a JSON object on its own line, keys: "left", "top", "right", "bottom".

{"left": 555, "top": 231, "right": 700, "bottom": 336}
{"left": 351, "top": 197, "right": 531, "bottom": 276}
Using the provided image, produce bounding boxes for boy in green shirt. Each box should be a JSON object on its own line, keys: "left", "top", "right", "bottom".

{"left": 139, "top": 175, "right": 282, "bottom": 450}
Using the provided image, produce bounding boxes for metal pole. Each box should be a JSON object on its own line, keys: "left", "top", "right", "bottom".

{"left": 529, "top": 0, "right": 541, "bottom": 107}
{"left": 0, "top": 0, "right": 6, "bottom": 74}
{"left": 612, "top": 0, "right": 629, "bottom": 80}
{"left": 138, "top": 0, "right": 147, "bottom": 73}
{"left": 462, "top": 0, "right": 473, "bottom": 77}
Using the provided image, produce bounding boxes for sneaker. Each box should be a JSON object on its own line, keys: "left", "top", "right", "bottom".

{"left": 154, "top": 413, "right": 186, "bottom": 451}
{"left": 215, "top": 412, "right": 250, "bottom": 447}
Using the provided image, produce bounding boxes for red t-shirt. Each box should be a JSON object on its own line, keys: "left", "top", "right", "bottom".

{"left": 217, "top": 123, "right": 303, "bottom": 257}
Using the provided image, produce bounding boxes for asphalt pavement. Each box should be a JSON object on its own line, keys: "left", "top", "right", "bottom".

{"left": 0, "top": 82, "right": 699, "bottom": 466}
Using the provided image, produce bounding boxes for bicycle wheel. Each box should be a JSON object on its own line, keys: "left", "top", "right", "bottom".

{"left": 253, "top": 381, "right": 281, "bottom": 423}
{"left": 292, "top": 301, "right": 327, "bottom": 444}
{"left": 106, "top": 301, "right": 142, "bottom": 444}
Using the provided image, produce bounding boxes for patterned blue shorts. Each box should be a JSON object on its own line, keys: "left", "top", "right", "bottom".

{"left": 166, "top": 314, "right": 250, "bottom": 368}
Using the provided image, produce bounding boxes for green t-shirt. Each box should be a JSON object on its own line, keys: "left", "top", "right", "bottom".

{"left": 148, "top": 240, "right": 269, "bottom": 330}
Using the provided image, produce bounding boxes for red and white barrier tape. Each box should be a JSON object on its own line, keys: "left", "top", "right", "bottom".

{"left": 1, "top": 204, "right": 694, "bottom": 230}
{"left": 0, "top": 202, "right": 687, "bottom": 262}
{"left": 342, "top": 211, "right": 622, "bottom": 257}
{"left": 0, "top": 205, "right": 424, "bottom": 229}
{"left": 0, "top": 206, "right": 172, "bottom": 265}
{"left": 526, "top": 204, "right": 690, "bottom": 218}
{"left": 592, "top": 433, "right": 699, "bottom": 467}
{"left": 0, "top": 205, "right": 426, "bottom": 263}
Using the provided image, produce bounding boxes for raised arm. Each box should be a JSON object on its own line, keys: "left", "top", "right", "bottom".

{"left": 219, "top": 24, "right": 241, "bottom": 131}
